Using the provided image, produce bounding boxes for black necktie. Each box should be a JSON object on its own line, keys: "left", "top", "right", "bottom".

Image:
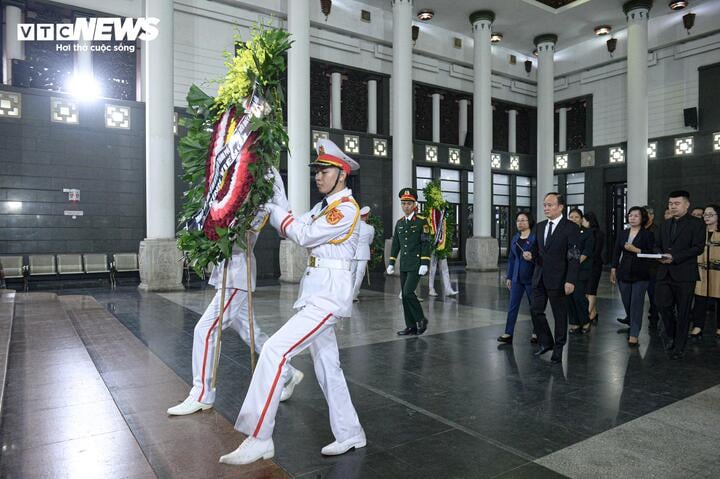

{"left": 321, "top": 198, "right": 328, "bottom": 211}
{"left": 546, "top": 221, "right": 554, "bottom": 242}
{"left": 671, "top": 219, "right": 678, "bottom": 238}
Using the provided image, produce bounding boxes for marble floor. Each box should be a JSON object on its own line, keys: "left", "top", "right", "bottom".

{"left": 1, "top": 268, "right": 720, "bottom": 478}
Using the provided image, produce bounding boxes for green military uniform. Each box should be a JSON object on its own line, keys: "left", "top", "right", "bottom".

{"left": 389, "top": 188, "right": 432, "bottom": 334}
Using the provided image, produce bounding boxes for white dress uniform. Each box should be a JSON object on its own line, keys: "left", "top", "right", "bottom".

{"left": 428, "top": 253, "right": 457, "bottom": 297}
{"left": 351, "top": 214, "right": 374, "bottom": 301}
{"left": 234, "top": 186, "right": 364, "bottom": 442}
{"left": 188, "top": 229, "right": 297, "bottom": 406}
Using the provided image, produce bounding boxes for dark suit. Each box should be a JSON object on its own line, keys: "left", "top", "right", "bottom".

{"left": 655, "top": 214, "right": 705, "bottom": 352}
{"left": 530, "top": 217, "right": 580, "bottom": 355}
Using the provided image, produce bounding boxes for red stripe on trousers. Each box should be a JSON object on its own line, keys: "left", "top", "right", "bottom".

{"left": 252, "top": 313, "right": 333, "bottom": 437}
{"left": 198, "top": 289, "right": 239, "bottom": 403}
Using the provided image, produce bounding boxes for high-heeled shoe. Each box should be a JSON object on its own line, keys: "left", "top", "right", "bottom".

{"left": 589, "top": 314, "right": 599, "bottom": 325}
{"left": 497, "top": 334, "right": 513, "bottom": 344}
{"left": 628, "top": 337, "right": 639, "bottom": 347}
{"left": 689, "top": 329, "right": 703, "bottom": 340}
{"left": 581, "top": 323, "right": 591, "bottom": 334}
{"left": 569, "top": 327, "right": 581, "bottom": 335}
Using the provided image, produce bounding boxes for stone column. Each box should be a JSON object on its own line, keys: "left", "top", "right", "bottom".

{"left": 558, "top": 106, "right": 567, "bottom": 152}
{"left": 466, "top": 10, "right": 498, "bottom": 272}
{"left": 330, "top": 71, "right": 343, "bottom": 130}
{"left": 281, "top": 0, "right": 311, "bottom": 282}
{"left": 508, "top": 109, "right": 517, "bottom": 153}
{"left": 458, "top": 98, "right": 469, "bottom": 146}
{"left": 386, "top": 0, "right": 414, "bottom": 272}
{"left": 139, "top": 0, "right": 183, "bottom": 291}
{"left": 431, "top": 92, "right": 441, "bottom": 143}
{"left": 624, "top": 0, "right": 652, "bottom": 207}
{"left": 367, "top": 78, "right": 378, "bottom": 134}
{"left": 534, "top": 34, "right": 557, "bottom": 220}
{"left": 3, "top": 5, "right": 23, "bottom": 85}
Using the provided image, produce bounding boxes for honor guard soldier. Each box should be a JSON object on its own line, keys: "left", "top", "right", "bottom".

{"left": 220, "top": 139, "right": 365, "bottom": 465}
{"left": 386, "top": 188, "right": 431, "bottom": 336}
{"left": 166, "top": 213, "right": 303, "bottom": 417}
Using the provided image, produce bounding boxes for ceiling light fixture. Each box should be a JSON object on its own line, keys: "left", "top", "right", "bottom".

{"left": 669, "top": 1, "right": 688, "bottom": 10}
{"left": 490, "top": 32, "right": 503, "bottom": 43}
{"left": 417, "top": 9, "right": 434, "bottom": 21}
{"left": 594, "top": 25, "right": 611, "bottom": 36}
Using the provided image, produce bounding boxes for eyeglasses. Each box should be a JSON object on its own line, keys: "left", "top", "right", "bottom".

{"left": 703, "top": 213, "right": 717, "bottom": 217}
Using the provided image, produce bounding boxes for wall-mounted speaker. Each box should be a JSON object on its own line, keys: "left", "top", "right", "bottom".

{"left": 684, "top": 107, "right": 698, "bottom": 129}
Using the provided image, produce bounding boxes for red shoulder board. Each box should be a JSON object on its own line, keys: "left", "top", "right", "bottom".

{"left": 341, "top": 197, "right": 350, "bottom": 202}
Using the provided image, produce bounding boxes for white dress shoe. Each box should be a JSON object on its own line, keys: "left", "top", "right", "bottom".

{"left": 428, "top": 289, "right": 438, "bottom": 297}
{"left": 321, "top": 433, "right": 367, "bottom": 456}
{"left": 280, "top": 369, "right": 304, "bottom": 402}
{"left": 219, "top": 437, "right": 274, "bottom": 465}
{"left": 446, "top": 290, "right": 458, "bottom": 297}
{"left": 167, "top": 396, "right": 212, "bottom": 416}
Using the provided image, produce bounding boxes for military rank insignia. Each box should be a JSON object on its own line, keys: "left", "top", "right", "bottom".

{"left": 423, "top": 224, "right": 430, "bottom": 234}
{"left": 326, "top": 208, "right": 344, "bottom": 225}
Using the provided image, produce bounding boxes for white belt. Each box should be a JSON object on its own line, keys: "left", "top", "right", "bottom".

{"left": 308, "top": 256, "right": 352, "bottom": 271}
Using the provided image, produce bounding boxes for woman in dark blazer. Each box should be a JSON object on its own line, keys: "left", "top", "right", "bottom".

{"left": 610, "top": 206, "right": 655, "bottom": 346}
{"left": 567, "top": 208, "right": 595, "bottom": 334}
{"left": 498, "top": 212, "right": 537, "bottom": 344}
{"left": 583, "top": 212, "right": 604, "bottom": 324}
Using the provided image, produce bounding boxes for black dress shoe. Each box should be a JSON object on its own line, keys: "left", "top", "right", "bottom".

{"left": 670, "top": 351, "right": 685, "bottom": 360}
{"left": 530, "top": 335, "right": 538, "bottom": 344}
{"left": 534, "top": 345, "right": 553, "bottom": 356}
{"left": 616, "top": 317, "right": 630, "bottom": 326}
{"left": 550, "top": 352, "right": 562, "bottom": 364}
{"left": 416, "top": 319, "right": 428, "bottom": 335}
{"left": 397, "top": 327, "right": 417, "bottom": 336}
{"left": 664, "top": 339, "right": 675, "bottom": 351}
{"left": 497, "top": 335, "right": 513, "bottom": 344}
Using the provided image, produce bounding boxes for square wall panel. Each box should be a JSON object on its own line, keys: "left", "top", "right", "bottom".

{"left": 555, "top": 153, "right": 568, "bottom": 169}
{"left": 425, "top": 144, "right": 437, "bottom": 162}
{"left": 491, "top": 153, "right": 501, "bottom": 169}
{"left": 674, "top": 136, "right": 693, "bottom": 155}
{"left": 0, "top": 91, "right": 21, "bottom": 118}
{"left": 51, "top": 97, "right": 78, "bottom": 124}
{"left": 312, "top": 130, "right": 329, "bottom": 150}
{"left": 609, "top": 146, "right": 624, "bottom": 163}
{"left": 448, "top": 147, "right": 461, "bottom": 165}
{"left": 105, "top": 104, "right": 131, "bottom": 129}
{"left": 344, "top": 134, "right": 359, "bottom": 154}
{"left": 373, "top": 138, "right": 388, "bottom": 157}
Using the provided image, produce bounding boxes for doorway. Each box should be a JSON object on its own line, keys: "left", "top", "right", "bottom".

{"left": 606, "top": 182, "right": 627, "bottom": 261}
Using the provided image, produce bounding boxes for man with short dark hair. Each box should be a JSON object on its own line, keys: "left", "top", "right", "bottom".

{"left": 524, "top": 192, "right": 580, "bottom": 364}
{"left": 656, "top": 190, "right": 705, "bottom": 359}
{"left": 691, "top": 207, "right": 705, "bottom": 219}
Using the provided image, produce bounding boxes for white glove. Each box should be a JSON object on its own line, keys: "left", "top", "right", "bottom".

{"left": 266, "top": 167, "right": 288, "bottom": 211}
{"left": 418, "top": 265, "right": 428, "bottom": 276}
{"left": 386, "top": 265, "right": 394, "bottom": 275}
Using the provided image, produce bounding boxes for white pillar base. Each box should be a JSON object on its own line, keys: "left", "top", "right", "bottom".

{"left": 138, "top": 238, "right": 184, "bottom": 292}
{"left": 465, "top": 236, "right": 499, "bottom": 272}
{"left": 279, "top": 240, "right": 309, "bottom": 283}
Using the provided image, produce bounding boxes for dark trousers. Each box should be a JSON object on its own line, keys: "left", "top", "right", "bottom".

{"left": 656, "top": 279, "right": 695, "bottom": 352}
{"left": 400, "top": 271, "right": 425, "bottom": 329}
{"left": 531, "top": 283, "right": 568, "bottom": 352}
{"left": 647, "top": 278, "right": 659, "bottom": 324}
{"left": 505, "top": 281, "right": 533, "bottom": 335}
{"left": 568, "top": 279, "right": 589, "bottom": 327}
{"left": 692, "top": 295, "right": 719, "bottom": 331}
{"left": 618, "top": 280, "right": 649, "bottom": 338}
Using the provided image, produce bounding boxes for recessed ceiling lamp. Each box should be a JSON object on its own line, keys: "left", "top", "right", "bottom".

{"left": 490, "top": 32, "right": 503, "bottom": 43}
{"left": 417, "top": 9, "right": 434, "bottom": 21}
{"left": 594, "top": 25, "right": 611, "bottom": 36}
{"left": 669, "top": 1, "right": 689, "bottom": 10}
